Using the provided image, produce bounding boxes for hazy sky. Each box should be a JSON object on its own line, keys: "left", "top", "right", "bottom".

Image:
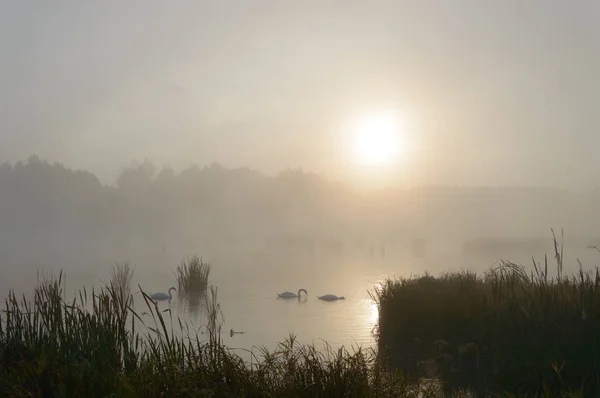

{"left": 1, "top": 1, "right": 600, "bottom": 188}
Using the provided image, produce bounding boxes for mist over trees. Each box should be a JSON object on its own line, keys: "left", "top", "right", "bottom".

{"left": 1, "top": 155, "right": 599, "bottom": 276}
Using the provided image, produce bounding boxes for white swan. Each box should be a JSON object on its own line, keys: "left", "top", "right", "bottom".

{"left": 150, "top": 287, "right": 176, "bottom": 303}
{"left": 277, "top": 288, "right": 308, "bottom": 299}
{"left": 317, "top": 294, "right": 345, "bottom": 301}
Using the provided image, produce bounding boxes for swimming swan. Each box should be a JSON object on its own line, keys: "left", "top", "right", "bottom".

{"left": 150, "top": 287, "right": 176, "bottom": 303}
{"left": 317, "top": 294, "right": 345, "bottom": 301}
{"left": 277, "top": 288, "right": 308, "bottom": 299}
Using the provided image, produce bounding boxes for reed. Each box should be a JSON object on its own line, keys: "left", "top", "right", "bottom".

{"left": 203, "top": 284, "right": 224, "bottom": 343}
{"left": 175, "top": 255, "right": 211, "bottom": 309}
{"left": 372, "top": 231, "right": 595, "bottom": 396}
{"left": 108, "top": 260, "right": 135, "bottom": 301}
{"left": 0, "top": 272, "right": 137, "bottom": 397}
{"left": 2, "top": 237, "right": 591, "bottom": 396}
{"left": 0, "top": 273, "right": 420, "bottom": 397}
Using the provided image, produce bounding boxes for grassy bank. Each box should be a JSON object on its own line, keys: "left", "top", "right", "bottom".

{"left": 0, "top": 274, "right": 423, "bottom": 398}
{"left": 373, "top": 236, "right": 597, "bottom": 396}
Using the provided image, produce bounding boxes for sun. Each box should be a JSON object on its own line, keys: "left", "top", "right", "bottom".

{"left": 352, "top": 111, "right": 403, "bottom": 166}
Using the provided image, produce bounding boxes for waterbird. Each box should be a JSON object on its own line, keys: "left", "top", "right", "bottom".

{"left": 150, "top": 287, "right": 176, "bottom": 304}
{"left": 277, "top": 288, "right": 308, "bottom": 299}
{"left": 230, "top": 329, "right": 245, "bottom": 337}
{"left": 317, "top": 294, "right": 345, "bottom": 301}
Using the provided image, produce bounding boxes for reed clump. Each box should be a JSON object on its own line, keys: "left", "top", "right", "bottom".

{"left": 0, "top": 273, "right": 421, "bottom": 397}
{"left": 372, "top": 232, "right": 597, "bottom": 396}
{"left": 175, "top": 255, "right": 211, "bottom": 308}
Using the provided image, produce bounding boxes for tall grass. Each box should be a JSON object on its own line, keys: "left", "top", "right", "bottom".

{"left": 107, "top": 261, "right": 135, "bottom": 301}
{"left": 203, "top": 285, "right": 224, "bottom": 341}
{"left": 372, "top": 231, "right": 596, "bottom": 396}
{"left": 36, "top": 269, "right": 63, "bottom": 293}
{"left": 0, "top": 273, "right": 424, "bottom": 397}
{"left": 0, "top": 271, "right": 138, "bottom": 397}
{"left": 175, "top": 256, "right": 211, "bottom": 309}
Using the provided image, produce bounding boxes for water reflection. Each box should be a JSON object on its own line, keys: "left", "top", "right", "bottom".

{"left": 370, "top": 302, "right": 379, "bottom": 324}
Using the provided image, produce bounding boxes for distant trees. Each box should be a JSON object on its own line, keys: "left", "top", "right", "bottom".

{"left": 0, "top": 155, "right": 595, "bottom": 271}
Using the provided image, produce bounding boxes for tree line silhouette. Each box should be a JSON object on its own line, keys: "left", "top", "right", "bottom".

{"left": 1, "top": 155, "right": 599, "bottom": 272}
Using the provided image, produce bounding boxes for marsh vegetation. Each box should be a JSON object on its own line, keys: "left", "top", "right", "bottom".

{"left": 1, "top": 235, "right": 596, "bottom": 396}
{"left": 0, "top": 273, "right": 427, "bottom": 397}
{"left": 373, "top": 233, "right": 596, "bottom": 396}
{"left": 175, "top": 255, "right": 212, "bottom": 313}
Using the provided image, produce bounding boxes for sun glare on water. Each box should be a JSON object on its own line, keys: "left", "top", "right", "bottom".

{"left": 352, "top": 111, "right": 405, "bottom": 167}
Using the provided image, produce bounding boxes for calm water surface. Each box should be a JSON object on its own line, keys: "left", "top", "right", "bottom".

{"left": 140, "top": 255, "right": 391, "bottom": 356}
{"left": 2, "top": 242, "right": 592, "bottom": 360}
{"left": 2, "top": 251, "right": 399, "bottom": 357}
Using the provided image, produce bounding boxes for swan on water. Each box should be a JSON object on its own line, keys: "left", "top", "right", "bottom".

{"left": 150, "top": 287, "right": 176, "bottom": 303}
{"left": 277, "top": 288, "right": 308, "bottom": 299}
{"left": 317, "top": 294, "right": 345, "bottom": 301}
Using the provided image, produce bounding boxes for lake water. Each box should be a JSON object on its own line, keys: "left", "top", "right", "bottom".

{"left": 126, "top": 251, "right": 401, "bottom": 357}
{"left": 2, "top": 239, "right": 597, "bottom": 361}
{"left": 1, "top": 246, "right": 434, "bottom": 356}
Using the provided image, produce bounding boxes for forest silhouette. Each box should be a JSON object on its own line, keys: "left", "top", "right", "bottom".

{"left": 1, "top": 155, "right": 599, "bottom": 276}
